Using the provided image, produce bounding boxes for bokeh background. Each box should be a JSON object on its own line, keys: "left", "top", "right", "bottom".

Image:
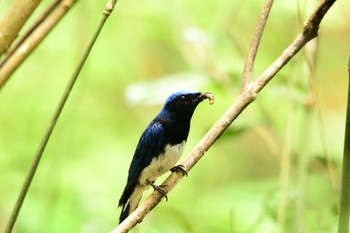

{"left": 1, "top": 0, "right": 350, "bottom": 232}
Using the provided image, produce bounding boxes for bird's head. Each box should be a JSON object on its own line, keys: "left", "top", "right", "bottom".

{"left": 161, "top": 90, "right": 214, "bottom": 120}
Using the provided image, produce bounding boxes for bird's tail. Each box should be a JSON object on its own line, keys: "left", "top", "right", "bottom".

{"left": 119, "top": 186, "right": 145, "bottom": 224}
{"left": 119, "top": 200, "right": 131, "bottom": 224}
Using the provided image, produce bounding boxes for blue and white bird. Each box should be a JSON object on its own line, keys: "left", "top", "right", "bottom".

{"left": 118, "top": 90, "right": 213, "bottom": 223}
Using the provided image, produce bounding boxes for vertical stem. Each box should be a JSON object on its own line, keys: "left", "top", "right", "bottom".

{"left": 277, "top": 88, "right": 294, "bottom": 231}
{"left": 338, "top": 57, "right": 350, "bottom": 233}
{"left": 295, "top": 108, "right": 312, "bottom": 233}
{"left": 0, "top": 0, "right": 63, "bottom": 69}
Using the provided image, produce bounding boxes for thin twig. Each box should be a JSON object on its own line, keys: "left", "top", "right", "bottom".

{"left": 4, "top": 1, "right": 118, "bottom": 232}
{"left": 111, "top": 1, "right": 337, "bottom": 232}
{"left": 337, "top": 56, "right": 350, "bottom": 233}
{"left": 241, "top": 0, "right": 274, "bottom": 90}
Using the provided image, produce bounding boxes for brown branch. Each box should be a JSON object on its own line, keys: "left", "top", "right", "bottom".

{"left": 0, "top": 0, "right": 42, "bottom": 56}
{"left": 241, "top": 0, "right": 274, "bottom": 90}
{"left": 0, "top": 0, "right": 63, "bottom": 70}
{"left": 253, "top": 0, "right": 335, "bottom": 94}
{"left": 111, "top": 0, "right": 336, "bottom": 232}
{"left": 0, "top": 0, "right": 78, "bottom": 89}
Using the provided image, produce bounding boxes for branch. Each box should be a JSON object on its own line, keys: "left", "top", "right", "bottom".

{"left": 4, "top": 1, "right": 118, "bottom": 232}
{"left": 0, "top": 0, "right": 63, "bottom": 70}
{"left": 0, "top": 0, "right": 41, "bottom": 55}
{"left": 111, "top": 0, "right": 336, "bottom": 232}
{"left": 241, "top": 0, "right": 274, "bottom": 90}
{"left": 0, "top": 0, "right": 78, "bottom": 89}
{"left": 337, "top": 56, "right": 350, "bottom": 233}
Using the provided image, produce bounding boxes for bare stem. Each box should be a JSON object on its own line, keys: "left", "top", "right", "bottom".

{"left": 338, "top": 56, "right": 350, "bottom": 233}
{"left": 111, "top": 0, "right": 336, "bottom": 232}
{"left": 0, "top": 0, "right": 78, "bottom": 89}
{"left": 241, "top": 0, "right": 274, "bottom": 90}
{"left": 277, "top": 86, "right": 295, "bottom": 231}
{"left": 0, "top": 0, "right": 41, "bottom": 55}
{"left": 0, "top": 0, "right": 63, "bottom": 70}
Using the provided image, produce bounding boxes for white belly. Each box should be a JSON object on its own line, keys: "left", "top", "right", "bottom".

{"left": 138, "top": 141, "right": 186, "bottom": 185}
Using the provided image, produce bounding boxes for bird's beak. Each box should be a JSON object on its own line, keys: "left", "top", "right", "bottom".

{"left": 199, "top": 92, "right": 215, "bottom": 105}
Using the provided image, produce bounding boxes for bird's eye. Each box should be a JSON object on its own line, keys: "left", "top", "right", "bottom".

{"left": 180, "top": 95, "right": 186, "bottom": 101}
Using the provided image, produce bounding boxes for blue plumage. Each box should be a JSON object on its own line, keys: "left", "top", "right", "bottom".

{"left": 118, "top": 90, "right": 212, "bottom": 223}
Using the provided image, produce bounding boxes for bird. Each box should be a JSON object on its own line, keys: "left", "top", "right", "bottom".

{"left": 118, "top": 90, "right": 214, "bottom": 224}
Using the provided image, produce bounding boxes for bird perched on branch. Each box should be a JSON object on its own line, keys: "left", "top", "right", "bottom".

{"left": 118, "top": 90, "right": 214, "bottom": 224}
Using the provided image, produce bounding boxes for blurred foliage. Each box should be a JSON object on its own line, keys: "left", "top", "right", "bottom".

{"left": 0, "top": 0, "right": 349, "bottom": 232}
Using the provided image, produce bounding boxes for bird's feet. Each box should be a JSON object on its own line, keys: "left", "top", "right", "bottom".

{"left": 146, "top": 179, "right": 168, "bottom": 201}
{"left": 171, "top": 165, "right": 188, "bottom": 177}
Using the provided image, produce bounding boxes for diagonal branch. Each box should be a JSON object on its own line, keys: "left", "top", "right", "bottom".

{"left": 0, "top": 0, "right": 42, "bottom": 56}
{"left": 0, "top": 0, "right": 78, "bottom": 89}
{"left": 0, "top": 0, "right": 63, "bottom": 71}
{"left": 111, "top": 0, "right": 336, "bottom": 232}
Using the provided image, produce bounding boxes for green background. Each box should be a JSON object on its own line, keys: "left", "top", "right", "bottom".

{"left": 0, "top": 0, "right": 349, "bottom": 232}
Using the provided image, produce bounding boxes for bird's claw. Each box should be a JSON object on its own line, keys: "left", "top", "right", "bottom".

{"left": 146, "top": 179, "right": 168, "bottom": 201}
{"left": 171, "top": 165, "right": 188, "bottom": 177}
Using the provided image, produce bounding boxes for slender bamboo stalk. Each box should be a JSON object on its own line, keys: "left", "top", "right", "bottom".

{"left": 4, "top": 1, "right": 118, "bottom": 232}
{"left": 0, "top": 0, "right": 63, "bottom": 70}
{"left": 0, "top": 0, "right": 41, "bottom": 55}
{"left": 0, "top": 0, "right": 78, "bottom": 89}
{"left": 338, "top": 57, "right": 350, "bottom": 233}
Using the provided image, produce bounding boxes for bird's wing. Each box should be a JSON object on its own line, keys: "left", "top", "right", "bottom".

{"left": 118, "top": 120, "right": 166, "bottom": 206}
